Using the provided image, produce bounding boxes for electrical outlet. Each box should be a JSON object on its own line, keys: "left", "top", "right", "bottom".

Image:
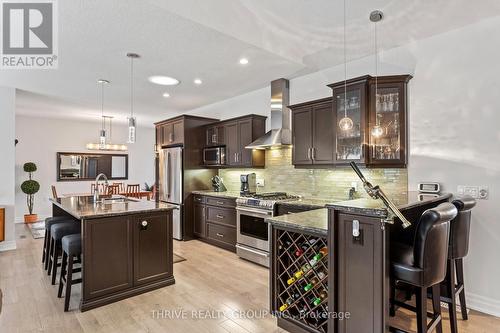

{"left": 256, "top": 178, "right": 265, "bottom": 187}
{"left": 351, "top": 181, "right": 358, "bottom": 191}
{"left": 457, "top": 185, "right": 488, "bottom": 199}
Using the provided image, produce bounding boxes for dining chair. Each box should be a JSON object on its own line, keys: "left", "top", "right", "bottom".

{"left": 126, "top": 184, "right": 141, "bottom": 198}
{"left": 106, "top": 184, "right": 121, "bottom": 195}
{"left": 90, "top": 183, "right": 104, "bottom": 195}
{"left": 112, "top": 182, "right": 125, "bottom": 193}
{"left": 51, "top": 185, "right": 58, "bottom": 199}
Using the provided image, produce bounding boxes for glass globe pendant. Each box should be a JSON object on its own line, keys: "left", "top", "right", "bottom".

{"left": 339, "top": 116, "right": 353, "bottom": 131}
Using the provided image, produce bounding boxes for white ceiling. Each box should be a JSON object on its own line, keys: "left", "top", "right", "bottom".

{"left": 4, "top": 0, "right": 500, "bottom": 126}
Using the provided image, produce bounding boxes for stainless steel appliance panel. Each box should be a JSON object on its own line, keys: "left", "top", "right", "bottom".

{"left": 159, "top": 147, "right": 183, "bottom": 205}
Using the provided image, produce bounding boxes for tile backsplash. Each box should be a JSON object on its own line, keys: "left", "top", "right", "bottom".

{"left": 218, "top": 147, "right": 408, "bottom": 201}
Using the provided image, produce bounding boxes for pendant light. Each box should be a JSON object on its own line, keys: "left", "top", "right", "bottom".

{"left": 127, "top": 53, "right": 140, "bottom": 143}
{"left": 98, "top": 79, "right": 109, "bottom": 149}
{"left": 338, "top": 0, "right": 353, "bottom": 131}
{"left": 370, "top": 10, "right": 384, "bottom": 138}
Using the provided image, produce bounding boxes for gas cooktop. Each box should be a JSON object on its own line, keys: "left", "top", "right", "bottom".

{"left": 237, "top": 192, "right": 300, "bottom": 210}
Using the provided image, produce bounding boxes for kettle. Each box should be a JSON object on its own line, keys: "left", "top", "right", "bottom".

{"left": 211, "top": 175, "right": 227, "bottom": 192}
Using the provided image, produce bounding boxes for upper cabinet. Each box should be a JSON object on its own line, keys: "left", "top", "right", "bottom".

{"left": 206, "top": 125, "right": 225, "bottom": 146}
{"left": 368, "top": 75, "right": 412, "bottom": 167}
{"left": 329, "top": 76, "right": 369, "bottom": 165}
{"left": 291, "top": 75, "right": 411, "bottom": 168}
{"left": 223, "top": 115, "right": 266, "bottom": 168}
{"left": 156, "top": 119, "right": 184, "bottom": 146}
{"left": 290, "top": 98, "right": 334, "bottom": 166}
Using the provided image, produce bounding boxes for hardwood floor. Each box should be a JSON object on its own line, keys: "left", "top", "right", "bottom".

{"left": 0, "top": 224, "right": 499, "bottom": 333}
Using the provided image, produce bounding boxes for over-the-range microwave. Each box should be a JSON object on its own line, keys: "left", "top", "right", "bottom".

{"left": 203, "top": 146, "right": 226, "bottom": 166}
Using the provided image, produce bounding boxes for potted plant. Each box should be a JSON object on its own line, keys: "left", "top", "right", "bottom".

{"left": 21, "top": 162, "right": 40, "bottom": 223}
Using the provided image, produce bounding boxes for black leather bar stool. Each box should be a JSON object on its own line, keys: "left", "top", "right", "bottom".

{"left": 58, "top": 234, "right": 82, "bottom": 312}
{"left": 390, "top": 202, "right": 458, "bottom": 333}
{"left": 441, "top": 196, "right": 476, "bottom": 333}
{"left": 48, "top": 222, "right": 81, "bottom": 285}
{"left": 43, "top": 216, "right": 74, "bottom": 268}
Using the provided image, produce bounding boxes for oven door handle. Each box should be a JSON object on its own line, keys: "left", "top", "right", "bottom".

{"left": 236, "top": 244, "right": 270, "bottom": 258}
{"left": 236, "top": 207, "right": 273, "bottom": 217}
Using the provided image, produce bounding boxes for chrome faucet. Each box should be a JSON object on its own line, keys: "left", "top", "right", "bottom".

{"left": 94, "top": 173, "right": 109, "bottom": 202}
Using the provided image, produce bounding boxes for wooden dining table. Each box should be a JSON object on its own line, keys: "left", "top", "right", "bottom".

{"left": 61, "top": 191, "right": 154, "bottom": 200}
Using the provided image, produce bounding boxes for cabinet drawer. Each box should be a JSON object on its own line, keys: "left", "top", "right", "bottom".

{"left": 206, "top": 206, "right": 236, "bottom": 227}
{"left": 193, "top": 195, "right": 205, "bottom": 204}
{"left": 207, "top": 223, "right": 236, "bottom": 246}
{"left": 205, "top": 196, "right": 236, "bottom": 208}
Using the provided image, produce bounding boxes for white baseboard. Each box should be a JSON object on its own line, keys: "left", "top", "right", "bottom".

{"left": 466, "top": 292, "right": 500, "bottom": 318}
{"left": 0, "top": 240, "right": 17, "bottom": 252}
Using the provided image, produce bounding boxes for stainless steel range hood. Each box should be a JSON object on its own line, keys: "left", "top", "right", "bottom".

{"left": 246, "top": 78, "right": 291, "bottom": 149}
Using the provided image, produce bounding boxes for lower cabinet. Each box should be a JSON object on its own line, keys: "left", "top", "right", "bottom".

{"left": 193, "top": 194, "right": 237, "bottom": 252}
{"left": 82, "top": 211, "right": 174, "bottom": 309}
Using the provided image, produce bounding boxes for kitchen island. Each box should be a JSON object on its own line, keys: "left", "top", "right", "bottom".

{"left": 51, "top": 195, "right": 177, "bottom": 311}
{"left": 266, "top": 192, "right": 451, "bottom": 333}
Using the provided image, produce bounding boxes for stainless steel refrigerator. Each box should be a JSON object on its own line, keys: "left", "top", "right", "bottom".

{"left": 159, "top": 147, "right": 183, "bottom": 240}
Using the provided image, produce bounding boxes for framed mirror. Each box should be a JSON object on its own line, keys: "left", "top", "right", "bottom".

{"left": 57, "top": 152, "right": 128, "bottom": 181}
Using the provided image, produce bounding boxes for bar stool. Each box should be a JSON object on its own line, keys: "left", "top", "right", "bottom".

{"left": 43, "top": 216, "right": 74, "bottom": 267}
{"left": 48, "top": 222, "right": 81, "bottom": 285}
{"left": 390, "top": 202, "right": 458, "bottom": 333}
{"left": 58, "top": 234, "right": 82, "bottom": 312}
{"left": 441, "top": 196, "right": 476, "bottom": 333}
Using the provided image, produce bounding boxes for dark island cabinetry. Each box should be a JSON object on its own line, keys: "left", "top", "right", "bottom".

{"left": 81, "top": 211, "right": 174, "bottom": 311}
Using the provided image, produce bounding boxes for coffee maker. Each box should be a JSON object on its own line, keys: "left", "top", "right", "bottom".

{"left": 240, "top": 173, "right": 256, "bottom": 195}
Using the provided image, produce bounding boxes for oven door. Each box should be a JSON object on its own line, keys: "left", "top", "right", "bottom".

{"left": 236, "top": 206, "right": 272, "bottom": 252}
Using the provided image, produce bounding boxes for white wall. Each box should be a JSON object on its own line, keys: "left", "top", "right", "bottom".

{"left": 15, "top": 115, "right": 155, "bottom": 221}
{"left": 0, "top": 86, "right": 16, "bottom": 251}
{"left": 188, "top": 17, "right": 500, "bottom": 316}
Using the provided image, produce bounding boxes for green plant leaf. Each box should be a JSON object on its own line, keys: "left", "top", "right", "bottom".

{"left": 23, "top": 162, "right": 37, "bottom": 173}
{"left": 21, "top": 180, "right": 40, "bottom": 194}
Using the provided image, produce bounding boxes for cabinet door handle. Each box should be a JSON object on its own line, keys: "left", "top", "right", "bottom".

{"left": 312, "top": 147, "right": 316, "bottom": 160}
{"left": 216, "top": 214, "right": 224, "bottom": 219}
{"left": 216, "top": 233, "right": 224, "bottom": 238}
{"left": 141, "top": 220, "right": 148, "bottom": 230}
{"left": 169, "top": 133, "right": 174, "bottom": 142}
{"left": 216, "top": 201, "right": 224, "bottom": 205}
{"left": 307, "top": 148, "right": 312, "bottom": 160}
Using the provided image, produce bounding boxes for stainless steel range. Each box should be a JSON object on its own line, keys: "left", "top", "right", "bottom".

{"left": 236, "top": 192, "right": 299, "bottom": 267}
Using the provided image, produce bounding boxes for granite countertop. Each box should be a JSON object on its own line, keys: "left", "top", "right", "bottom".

{"left": 191, "top": 190, "right": 241, "bottom": 199}
{"left": 266, "top": 208, "right": 328, "bottom": 236}
{"left": 50, "top": 195, "right": 177, "bottom": 219}
{"left": 278, "top": 198, "right": 339, "bottom": 209}
{"left": 327, "top": 191, "right": 452, "bottom": 218}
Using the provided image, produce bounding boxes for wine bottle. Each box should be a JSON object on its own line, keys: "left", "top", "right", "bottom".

{"left": 304, "top": 276, "right": 319, "bottom": 291}
{"left": 312, "top": 288, "right": 328, "bottom": 306}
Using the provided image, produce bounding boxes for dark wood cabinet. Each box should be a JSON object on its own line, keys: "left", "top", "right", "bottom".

{"left": 158, "top": 120, "right": 184, "bottom": 146}
{"left": 289, "top": 75, "right": 411, "bottom": 168}
{"left": 192, "top": 194, "right": 236, "bottom": 252}
{"left": 83, "top": 216, "right": 134, "bottom": 300}
{"left": 329, "top": 77, "right": 369, "bottom": 166}
{"left": 290, "top": 98, "right": 334, "bottom": 166}
{"left": 206, "top": 125, "right": 225, "bottom": 146}
{"left": 133, "top": 213, "right": 173, "bottom": 286}
{"left": 81, "top": 210, "right": 174, "bottom": 310}
{"left": 368, "top": 75, "right": 411, "bottom": 167}
{"left": 222, "top": 115, "right": 266, "bottom": 168}
{"left": 193, "top": 202, "right": 205, "bottom": 237}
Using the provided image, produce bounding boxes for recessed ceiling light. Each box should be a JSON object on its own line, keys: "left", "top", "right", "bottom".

{"left": 148, "top": 76, "right": 180, "bottom": 86}
{"left": 239, "top": 58, "right": 249, "bottom": 65}
{"left": 162, "top": 92, "right": 170, "bottom": 98}
{"left": 194, "top": 78, "right": 203, "bottom": 85}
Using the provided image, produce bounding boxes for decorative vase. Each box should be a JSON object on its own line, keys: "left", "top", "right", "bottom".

{"left": 24, "top": 214, "right": 38, "bottom": 223}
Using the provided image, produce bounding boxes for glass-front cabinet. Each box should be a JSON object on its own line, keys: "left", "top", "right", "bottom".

{"left": 368, "top": 75, "right": 412, "bottom": 167}
{"left": 329, "top": 77, "right": 369, "bottom": 165}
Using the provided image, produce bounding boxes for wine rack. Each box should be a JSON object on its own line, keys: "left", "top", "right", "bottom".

{"left": 275, "top": 229, "right": 329, "bottom": 333}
